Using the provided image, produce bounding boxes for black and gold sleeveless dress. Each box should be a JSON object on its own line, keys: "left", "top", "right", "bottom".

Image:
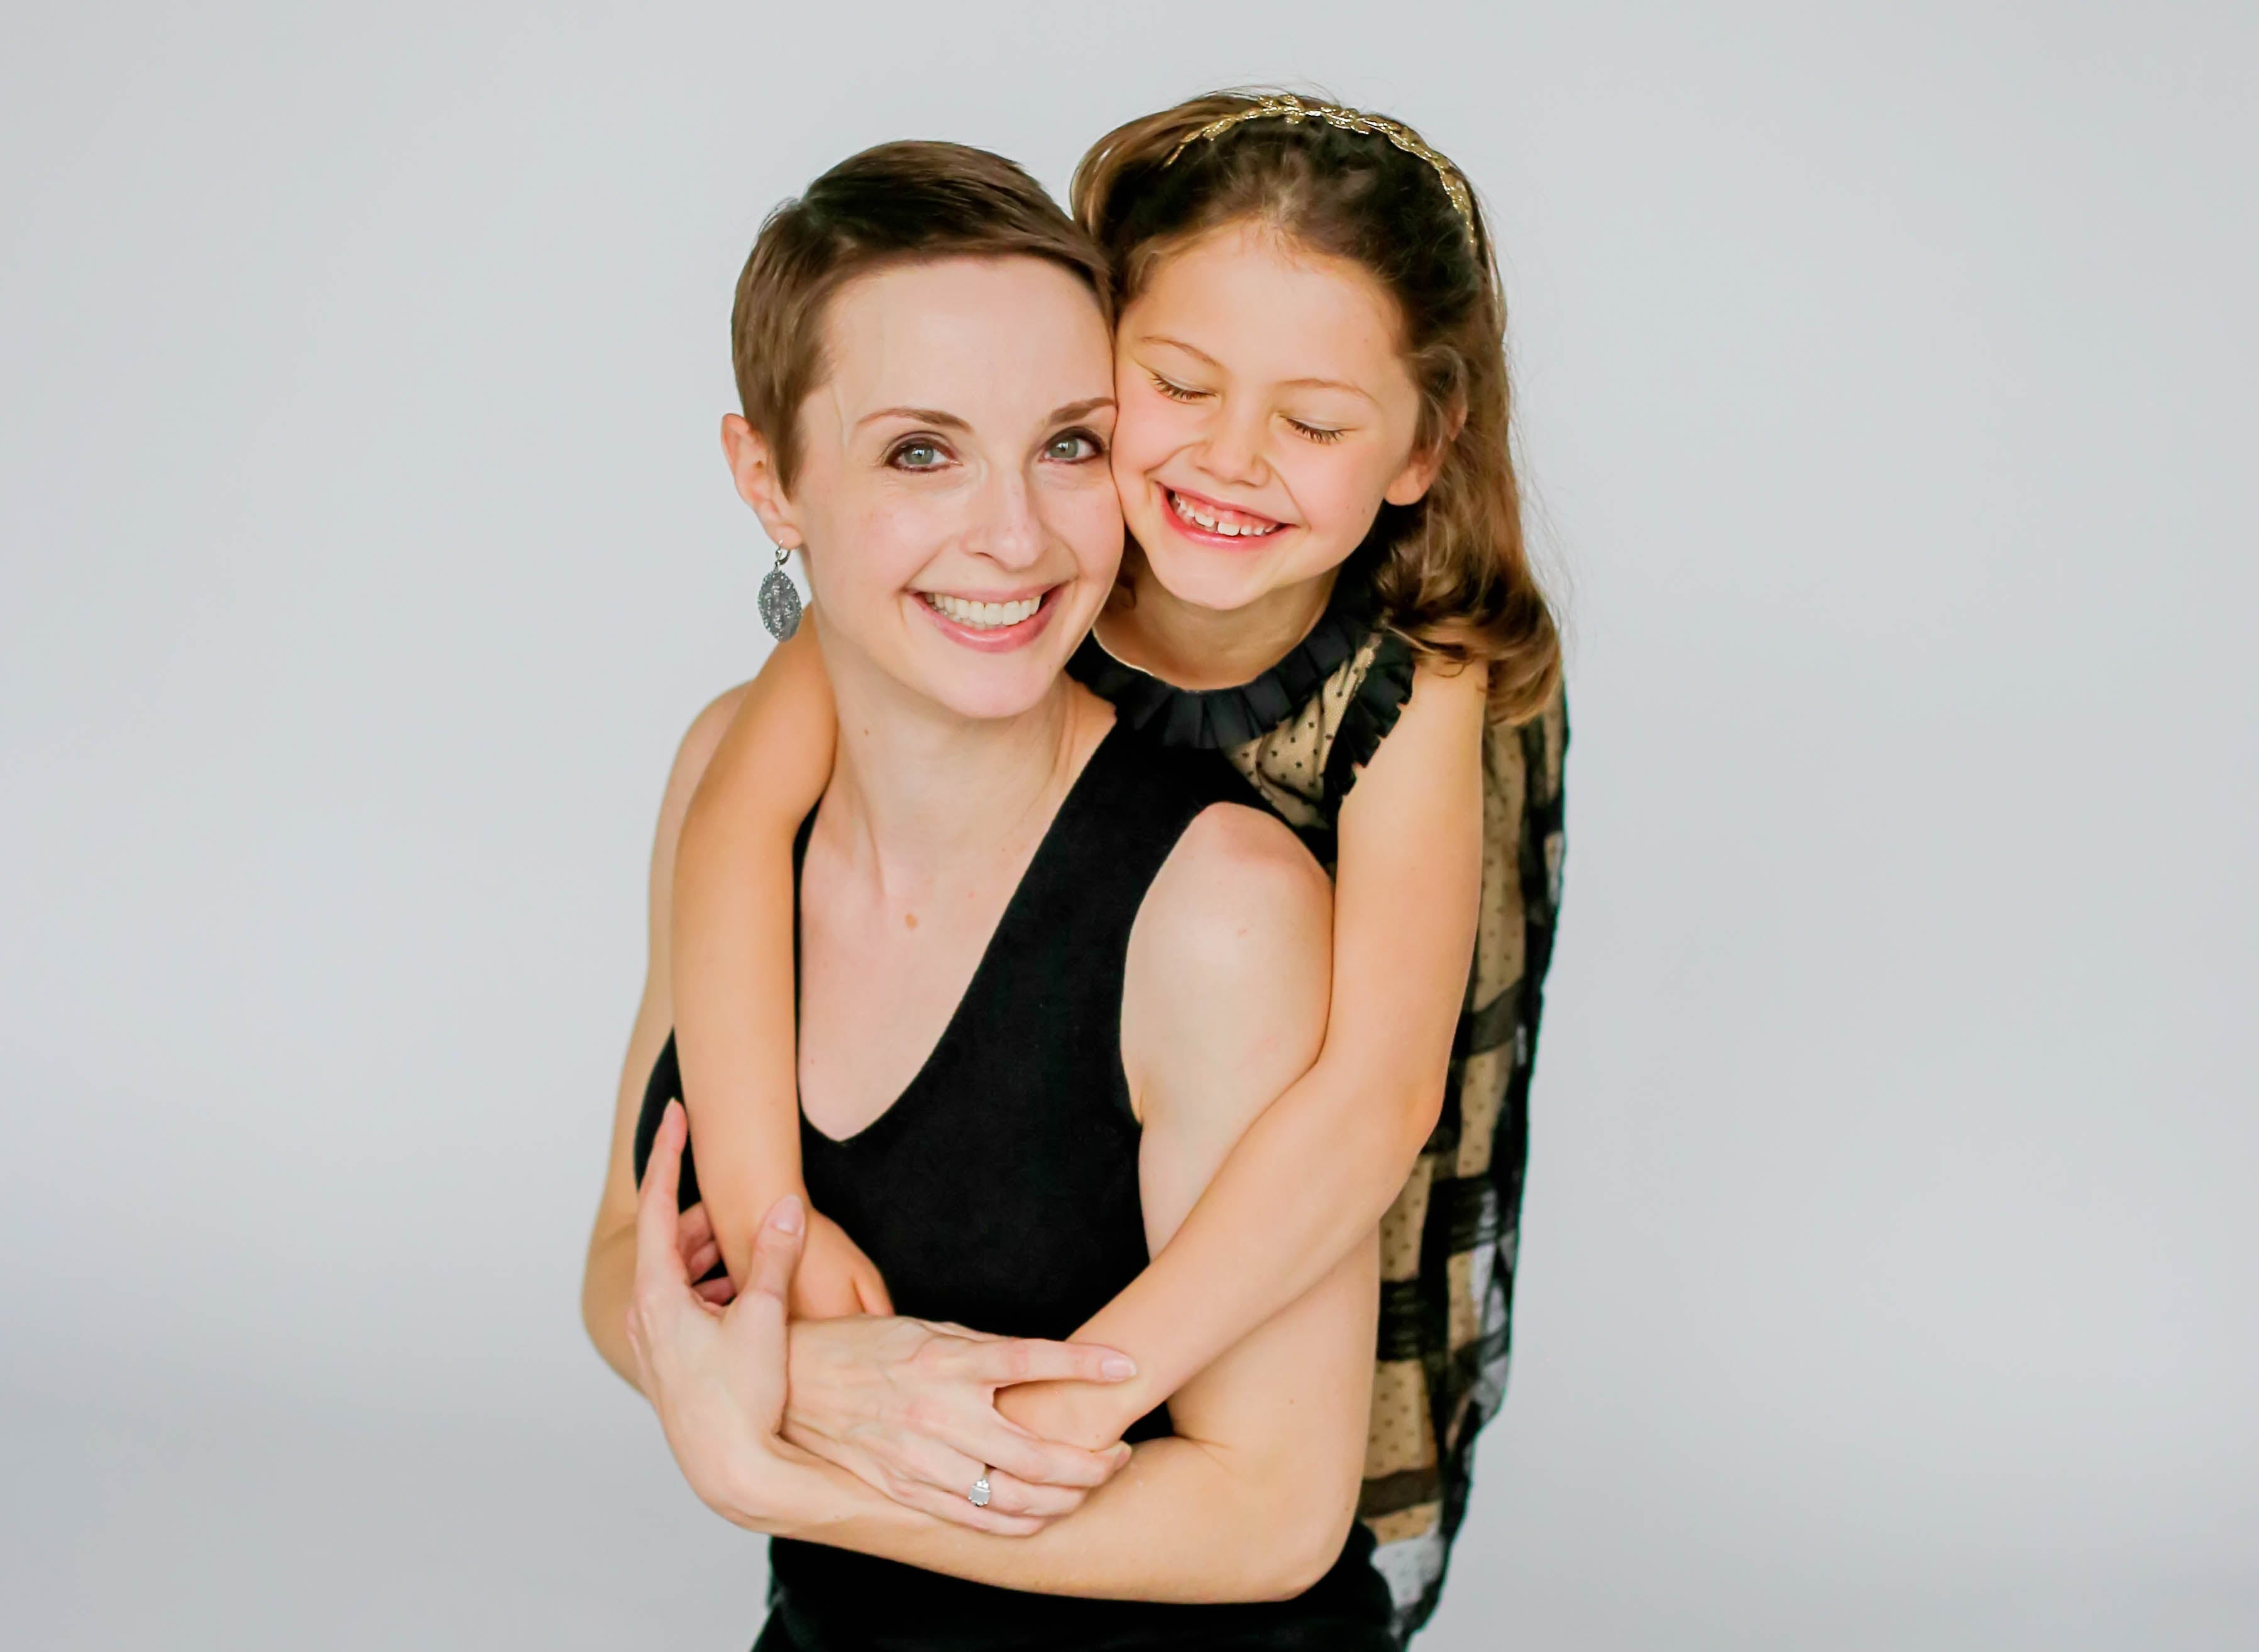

{"left": 1068, "top": 571, "right": 1569, "bottom": 1644}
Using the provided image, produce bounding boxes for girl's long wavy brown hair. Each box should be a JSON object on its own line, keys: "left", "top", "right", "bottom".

{"left": 1073, "top": 91, "right": 1560, "bottom": 723}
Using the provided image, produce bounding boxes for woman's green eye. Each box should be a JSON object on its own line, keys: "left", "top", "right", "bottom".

{"left": 893, "top": 440, "right": 945, "bottom": 469}
{"left": 1046, "top": 430, "right": 1103, "bottom": 462}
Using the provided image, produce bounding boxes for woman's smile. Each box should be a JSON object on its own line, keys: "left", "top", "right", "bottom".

{"left": 912, "top": 583, "right": 1064, "bottom": 651}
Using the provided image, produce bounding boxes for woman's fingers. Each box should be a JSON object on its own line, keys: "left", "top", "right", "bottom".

{"left": 950, "top": 1425, "right": 1131, "bottom": 1492}
{"left": 968, "top": 1469, "right": 1090, "bottom": 1520}
{"left": 891, "top": 1478, "right": 1047, "bottom": 1538}
{"left": 627, "top": 1102, "right": 693, "bottom": 1382}
{"left": 955, "top": 1337, "right": 1137, "bottom": 1389}
{"left": 695, "top": 1277, "right": 738, "bottom": 1306}
{"left": 633, "top": 1102, "right": 691, "bottom": 1298}
{"left": 741, "top": 1194, "right": 806, "bottom": 1313}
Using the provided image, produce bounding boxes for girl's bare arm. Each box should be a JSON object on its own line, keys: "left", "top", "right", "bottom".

{"left": 668, "top": 619, "right": 883, "bottom": 1313}
{"left": 583, "top": 685, "right": 751, "bottom": 1384}
{"left": 1003, "top": 658, "right": 1488, "bottom": 1444}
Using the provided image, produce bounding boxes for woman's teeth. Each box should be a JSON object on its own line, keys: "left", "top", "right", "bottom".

{"left": 1170, "top": 490, "right": 1282, "bottom": 538}
{"left": 923, "top": 592, "right": 1043, "bottom": 629}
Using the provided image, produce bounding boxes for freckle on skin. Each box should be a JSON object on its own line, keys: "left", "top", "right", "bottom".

{"left": 905, "top": 912, "right": 918, "bottom": 930}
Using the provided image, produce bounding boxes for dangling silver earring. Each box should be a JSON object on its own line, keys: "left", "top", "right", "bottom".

{"left": 758, "top": 542, "right": 802, "bottom": 642}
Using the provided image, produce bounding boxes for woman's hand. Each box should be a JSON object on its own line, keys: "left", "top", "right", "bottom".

{"left": 784, "top": 1316, "right": 1138, "bottom": 1533}
{"left": 628, "top": 1101, "right": 829, "bottom": 1530}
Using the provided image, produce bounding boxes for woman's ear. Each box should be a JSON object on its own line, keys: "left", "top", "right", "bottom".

{"left": 1383, "top": 398, "right": 1468, "bottom": 506}
{"left": 720, "top": 415, "right": 803, "bottom": 547}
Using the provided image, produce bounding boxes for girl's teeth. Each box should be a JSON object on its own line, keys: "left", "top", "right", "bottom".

{"left": 1170, "top": 491, "right": 1278, "bottom": 538}
{"left": 924, "top": 592, "right": 1043, "bottom": 629}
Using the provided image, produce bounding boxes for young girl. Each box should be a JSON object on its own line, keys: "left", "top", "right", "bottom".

{"left": 668, "top": 90, "right": 1566, "bottom": 1636}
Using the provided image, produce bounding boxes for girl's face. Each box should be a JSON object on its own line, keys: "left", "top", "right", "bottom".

{"left": 1108, "top": 221, "right": 1443, "bottom": 616}
{"left": 734, "top": 255, "right": 1120, "bottom": 723}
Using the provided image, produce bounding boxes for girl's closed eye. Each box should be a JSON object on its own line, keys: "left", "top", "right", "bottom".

{"left": 1286, "top": 418, "right": 1346, "bottom": 445}
{"left": 1148, "top": 372, "right": 1210, "bottom": 403}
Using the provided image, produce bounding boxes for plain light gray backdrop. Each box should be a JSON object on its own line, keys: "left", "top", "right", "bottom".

{"left": 4, "top": 3, "right": 2253, "bottom": 1647}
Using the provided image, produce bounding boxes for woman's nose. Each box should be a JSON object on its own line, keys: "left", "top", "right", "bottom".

{"left": 971, "top": 468, "right": 1045, "bottom": 567}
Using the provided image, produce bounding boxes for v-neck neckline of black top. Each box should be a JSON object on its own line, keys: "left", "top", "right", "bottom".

{"left": 791, "top": 718, "right": 1128, "bottom": 1149}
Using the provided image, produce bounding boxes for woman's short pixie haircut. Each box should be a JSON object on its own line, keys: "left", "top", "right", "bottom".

{"left": 730, "top": 141, "right": 1112, "bottom": 491}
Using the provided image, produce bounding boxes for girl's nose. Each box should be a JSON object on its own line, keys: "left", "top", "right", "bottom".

{"left": 1195, "top": 408, "right": 1269, "bottom": 489}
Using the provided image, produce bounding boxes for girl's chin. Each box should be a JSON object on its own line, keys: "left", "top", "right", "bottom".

{"left": 1133, "top": 533, "right": 1302, "bottom": 614}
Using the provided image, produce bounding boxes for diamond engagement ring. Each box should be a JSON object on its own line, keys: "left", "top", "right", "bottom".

{"left": 967, "top": 1472, "right": 992, "bottom": 1509}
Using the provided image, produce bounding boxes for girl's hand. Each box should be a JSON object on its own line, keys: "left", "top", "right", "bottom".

{"left": 783, "top": 1316, "right": 1138, "bottom": 1533}
{"left": 794, "top": 1210, "right": 894, "bottom": 1319}
{"left": 674, "top": 1201, "right": 738, "bottom": 1306}
{"left": 676, "top": 1200, "right": 887, "bottom": 1315}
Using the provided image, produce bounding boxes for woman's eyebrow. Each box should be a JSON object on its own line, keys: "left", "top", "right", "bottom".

{"left": 857, "top": 406, "right": 970, "bottom": 431}
{"left": 1045, "top": 396, "right": 1116, "bottom": 424}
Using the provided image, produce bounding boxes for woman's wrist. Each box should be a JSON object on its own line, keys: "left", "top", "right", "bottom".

{"left": 717, "top": 1441, "right": 854, "bottom": 1538}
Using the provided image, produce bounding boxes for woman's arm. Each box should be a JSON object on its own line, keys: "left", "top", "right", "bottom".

{"left": 1003, "top": 659, "right": 1487, "bottom": 1444}
{"left": 669, "top": 616, "right": 888, "bottom": 1315}
{"left": 635, "top": 803, "right": 1380, "bottom": 1600}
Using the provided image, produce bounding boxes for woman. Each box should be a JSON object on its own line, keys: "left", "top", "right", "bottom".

{"left": 581, "top": 141, "right": 1393, "bottom": 1649}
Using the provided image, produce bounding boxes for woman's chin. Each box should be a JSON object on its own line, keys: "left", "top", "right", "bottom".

{"left": 906, "top": 652, "right": 1078, "bottom": 724}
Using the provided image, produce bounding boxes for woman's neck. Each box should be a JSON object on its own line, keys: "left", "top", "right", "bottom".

{"left": 1092, "top": 545, "right": 1339, "bottom": 691}
{"left": 816, "top": 645, "right": 1112, "bottom": 895}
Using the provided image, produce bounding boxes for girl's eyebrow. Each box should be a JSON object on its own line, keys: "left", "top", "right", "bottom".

{"left": 1138, "top": 334, "right": 1377, "bottom": 405}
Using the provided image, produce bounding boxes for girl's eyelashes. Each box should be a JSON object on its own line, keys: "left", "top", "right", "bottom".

{"left": 886, "top": 435, "right": 955, "bottom": 471}
{"left": 1044, "top": 427, "right": 1108, "bottom": 463}
{"left": 1147, "top": 367, "right": 1349, "bottom": 445}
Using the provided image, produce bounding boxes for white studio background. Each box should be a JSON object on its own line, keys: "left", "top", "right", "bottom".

{"left": 4, "top": 4, "right": 2253, "bottom": 1648}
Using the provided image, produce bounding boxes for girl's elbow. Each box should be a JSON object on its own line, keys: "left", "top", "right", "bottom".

{"left": 1245, "top": 1473, "right": 1360, "bottom": 1599}
{"left": 1259, "top": 1502, "right": 1358, "bottom": 1599}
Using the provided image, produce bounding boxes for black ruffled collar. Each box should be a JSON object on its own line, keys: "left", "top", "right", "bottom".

{"left": 1069, "top": 572, "right": 1378, "bottom": 752}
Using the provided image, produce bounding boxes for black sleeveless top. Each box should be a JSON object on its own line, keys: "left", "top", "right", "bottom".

{"left": 635, "top": 725, "right": 1395, "bottom": 1652}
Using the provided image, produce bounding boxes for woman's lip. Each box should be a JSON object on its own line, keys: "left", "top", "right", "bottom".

{"left": 1158, "top": 484, "right": 1291, "bottom": 549}
{"left": 910, "top": 586, "right": 1063, "bottom": 652}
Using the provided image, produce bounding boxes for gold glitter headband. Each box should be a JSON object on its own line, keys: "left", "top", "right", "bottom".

{"left": 1162, "top": 92, "right": 1475, "bottom": 237}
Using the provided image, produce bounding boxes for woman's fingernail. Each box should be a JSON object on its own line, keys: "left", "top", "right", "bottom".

{"left": 771, "top": 1195, "right": 805, "bottom": 1235}
{"left": 1100, "top": 1355, "right": 1136, "bottom": 1381}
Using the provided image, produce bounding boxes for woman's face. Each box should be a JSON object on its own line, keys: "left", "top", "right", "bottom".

{"left": 744, "top": 255, "right": 1119, "bottom": 723}
{"left": 1108, "top": 222, "right": 1442, "bottom": 616}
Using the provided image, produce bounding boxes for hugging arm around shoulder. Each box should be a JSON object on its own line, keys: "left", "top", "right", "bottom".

{"left": 1002, "top": 656, "right": 1488, "bottom": 1445}
{"left": 766, "top": 801, "right": 1382, "bottom": 1602}
{"left": 666, "top": 620, "right": 840, "bottom": 1292}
